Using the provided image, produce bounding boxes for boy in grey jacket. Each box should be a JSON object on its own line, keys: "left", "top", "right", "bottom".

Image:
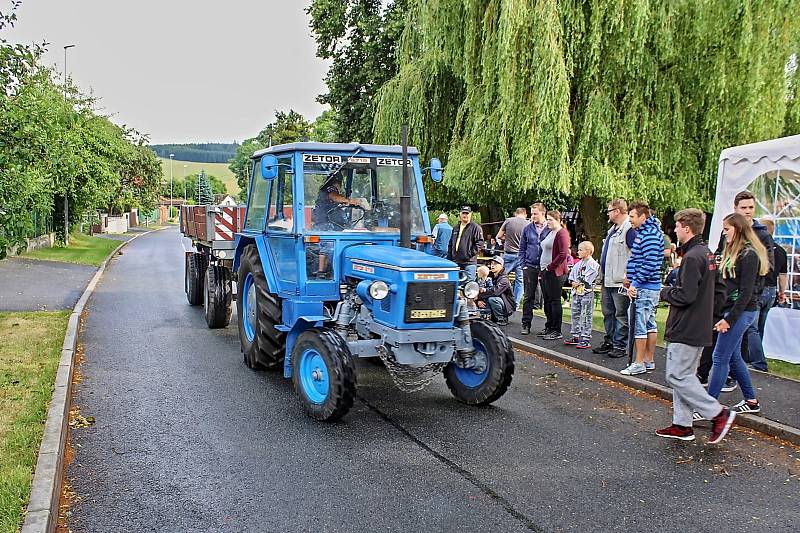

{"left": 566, "top": 242, "right": 600, "bottom": 349}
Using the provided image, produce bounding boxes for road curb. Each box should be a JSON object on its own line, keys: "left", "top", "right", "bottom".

{"left": 21, "top": 228, "right": 165, "bottom": 533}
{"left": 509, "top": 336, "right": 800, "bottom": 446}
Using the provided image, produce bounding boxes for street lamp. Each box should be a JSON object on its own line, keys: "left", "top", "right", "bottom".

{"left": 183, "top": 164, "right": 188, "bottom": 203}
{"left": 63, "top": 44, "right": 75, "bottom": 246}
{"left": 169, "top": 153, "right": 174, "bottom": 216}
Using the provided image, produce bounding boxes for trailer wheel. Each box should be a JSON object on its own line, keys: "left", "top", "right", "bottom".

{"left": 185, "top": 252, "right": 205, "bottom": 306}
{"left": 444, "top": 320, "right": 514, "bottom": 406}
{"left": 204, "top": 264, "right": 232, "bottom": 329}
{"left": 237, "top": 245, "right": 285, "bottom": 370}
{"left": 292, "top": 328, "right": 356, "bottom": 422}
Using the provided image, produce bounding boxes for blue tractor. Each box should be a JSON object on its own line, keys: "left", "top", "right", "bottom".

{"left": 234, "top": 138, "right": 514, "bottom": 421}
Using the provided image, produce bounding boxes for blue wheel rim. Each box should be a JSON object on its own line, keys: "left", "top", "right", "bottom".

{"left": 454, "top": 339, "right": 490, "bottom": 388}
{"left": 242, "top": 273, "right": 257, "bottom": 342}
{"left": 299, "top": 348, "right": 329, "bottom": 404}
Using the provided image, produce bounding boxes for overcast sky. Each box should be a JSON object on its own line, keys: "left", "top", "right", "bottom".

{"left": 6, "top": 0, "right": 329, "bottom": 144}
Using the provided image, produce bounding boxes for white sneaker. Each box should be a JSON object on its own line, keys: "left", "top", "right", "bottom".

{"left": 620, "top": 362, "right": 647, "bottom": 376}
{"left": 645, "top": 361, "right": 656, "bottom": 371}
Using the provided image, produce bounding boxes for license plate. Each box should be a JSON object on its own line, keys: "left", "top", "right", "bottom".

{"left": 410, "top": 309, "right": 447, "bottom": 319}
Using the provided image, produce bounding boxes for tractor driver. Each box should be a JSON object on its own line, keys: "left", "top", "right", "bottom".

{"left": 312, "top": 173, "right": 364, "bottom": 279}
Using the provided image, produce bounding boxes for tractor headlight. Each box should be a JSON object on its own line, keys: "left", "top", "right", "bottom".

{"left": 463, "top": 281, "right": 479, "bottom": 299}
{"left": 368, "top": 280, "right": 389, "bottom": 300}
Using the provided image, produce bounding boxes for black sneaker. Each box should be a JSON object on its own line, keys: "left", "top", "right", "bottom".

{"left": 536, "top": 328, "right": 550, "bottom": 337}
{"left": 592, "top": 341, "right": 613, "bottom": 354}
{"left": 608, "top": 348, "right": 627, "bottom": 358}
{"left": 732, "top": 400, "right": 761, "bottom": 414}
{"left": 521, "top": 324, "right": 531, "bottom": 335}
{"left": 543, "top": 331, "right": 563, "bottom": 340}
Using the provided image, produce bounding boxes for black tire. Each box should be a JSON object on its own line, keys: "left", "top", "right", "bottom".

{"left": 236, "top": 245, "right": 285, "bottom": 370}
{"left": 204, "top": 264, "right": 232, "bottom": 329}
{"left": 185, "top": 252, "right": 205, "bottom": 306}
{"left": 444, "top": 320, "right": 515, "bottom": 405}
{"left": 291, "top": 328, "right": 356, "bottom": 421}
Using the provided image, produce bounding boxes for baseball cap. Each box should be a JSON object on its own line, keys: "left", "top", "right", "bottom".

{"left": 460, "top": 205, "right": 472, "bottom": 213}
{"left": 437, "top": 213, "right": 448, "bottom": 221}
{"left": 490, "top": 256, "right": 504, "bottom": 267}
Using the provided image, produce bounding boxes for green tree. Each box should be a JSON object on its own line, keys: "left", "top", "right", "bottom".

{"left": 195, "top": 170, "right": 215, "bottom": 205}
{"left": 310, "top": 109, "right": 339, "bottom": 142}
{"left": 228, "top": 110, "right": 312, "bottom": 202}
{"left": 308, "top": 0, "right": 408, "bottom": 143}
{"left": 373, "top": 0, "right": 800, "bottom": 242}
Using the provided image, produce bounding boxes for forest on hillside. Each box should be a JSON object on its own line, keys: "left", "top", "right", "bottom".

{"left": 149, "top": 143, "right": 239, "bottom": 163}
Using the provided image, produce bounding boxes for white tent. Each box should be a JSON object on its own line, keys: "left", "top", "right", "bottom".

{"left": 709, "top": 134, "right": 800, "bottom": 364}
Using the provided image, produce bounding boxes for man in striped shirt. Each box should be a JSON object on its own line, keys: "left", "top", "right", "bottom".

{"left": 620, "top": 202, "right": 665, "bottom": 376}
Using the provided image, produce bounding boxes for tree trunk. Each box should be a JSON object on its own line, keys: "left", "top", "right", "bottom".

{"left": 581, "top": 195, "right": 606, "bottom": 258}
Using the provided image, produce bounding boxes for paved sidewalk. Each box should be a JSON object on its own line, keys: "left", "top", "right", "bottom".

{"left": 497, "top": 310, "right": 800, "bottom": 429}
{"left": 0, "top": 257, "right": 96, "bottom": 311}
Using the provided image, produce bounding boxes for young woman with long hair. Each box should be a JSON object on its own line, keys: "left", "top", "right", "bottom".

{"left": 538, "top": 211, "right": 571, "bottom": 340}
{"left": 706, "top": 213, "right": 767, "bottom": 414}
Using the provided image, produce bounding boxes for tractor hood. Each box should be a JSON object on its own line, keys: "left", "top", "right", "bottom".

{"left": 344, "top": 244, "right": 458, "bottom": 272}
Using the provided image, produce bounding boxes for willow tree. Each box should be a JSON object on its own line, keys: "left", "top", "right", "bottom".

{"left": 373, "top": 0, "right": 800, "bottom": 239}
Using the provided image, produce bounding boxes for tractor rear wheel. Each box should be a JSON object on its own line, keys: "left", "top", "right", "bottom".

{"left": 444, "top": 320, "right": 515, "bottom": 405}
{"left": 237, "top": 245, "right": 285, "bottom": 370}
{"left": 185, "top": 252, "right": 205, "bottom": 306}
{"left": 291, "top": 328, "right": 356, "bottom": 421}
{"left": 204, "top": 264, "right": 232, "bottom": 329}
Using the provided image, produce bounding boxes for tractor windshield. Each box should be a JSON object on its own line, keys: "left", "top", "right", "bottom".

{"left": 303, "top": 155, "right": 425, "bottom": 234}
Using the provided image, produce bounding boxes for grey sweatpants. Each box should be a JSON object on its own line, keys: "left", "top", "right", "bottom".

{"left": 665, "top": 342, "right": 722, "bottom": 427}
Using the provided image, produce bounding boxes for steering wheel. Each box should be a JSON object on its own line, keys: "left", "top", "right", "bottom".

{"left": 326, "top": 203, "right": 366, "bottom": 229}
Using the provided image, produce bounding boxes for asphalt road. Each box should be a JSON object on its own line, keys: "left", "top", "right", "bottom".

{"left": 0, "top": 257, "right": 96, "bottom": 311}
{"left": 66, "top": 228, "right": 800, "bottom": 532}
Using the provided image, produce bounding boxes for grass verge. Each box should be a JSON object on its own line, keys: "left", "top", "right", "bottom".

{"left": 23, "top": 233, "right": 121, "bottom": 267}
{"left": 0, "top": 310, "right": 70, "bottom": 533}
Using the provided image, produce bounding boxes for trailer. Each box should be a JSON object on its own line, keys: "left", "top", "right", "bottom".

{"left": 180, "top": 204, "right": 245, "bottom": 328}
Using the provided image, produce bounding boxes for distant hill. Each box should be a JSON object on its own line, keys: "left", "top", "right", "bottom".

{"left": 158, "top": 157, "right": 239, "bottom": 196}
{"left": 150, "top": 143, "right": 239, "bottom": 164}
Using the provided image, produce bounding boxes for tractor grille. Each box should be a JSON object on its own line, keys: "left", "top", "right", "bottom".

{"left": 404, "top": 282, "right": 456, "bottom": 323}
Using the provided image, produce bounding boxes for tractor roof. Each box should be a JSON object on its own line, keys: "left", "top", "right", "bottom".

{"left": 252, "top": 142, "right": 420, "bottom": 159}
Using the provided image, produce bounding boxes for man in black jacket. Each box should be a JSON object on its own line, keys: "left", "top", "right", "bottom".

{"left": 448, "top": 206, "right": 484, "bottom": 281}
{"left": 476, "top": 256, "right": 516, "bottom": 325}
{"left": 656, "top": 209, "right": 735, "bottom": 444}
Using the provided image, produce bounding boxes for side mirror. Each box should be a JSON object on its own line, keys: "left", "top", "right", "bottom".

{"left": 429, "top": 158, "right": 444, "bottom": 183}
{"left": 260, "top": 155, "right": 279, "bottom": 180}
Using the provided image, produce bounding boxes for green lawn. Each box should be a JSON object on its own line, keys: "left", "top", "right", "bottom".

{"left": 548, "top": 303, "right": 799, "bottom": 381}
{"left": 0, "top": 311, "right": 70, "bottom": 533}
{"left": 159, "top": 157, "right": 239, "bottom": 196}
{"left": 22, "top": 233, "right": 121, "bottom": 267}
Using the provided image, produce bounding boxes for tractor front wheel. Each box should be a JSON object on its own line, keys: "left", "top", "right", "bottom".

{"left": 444, "top": 320, "right": 514, "bottom": 406}
{"left": 292, "top": 328, "right": 356, "bottom": 421}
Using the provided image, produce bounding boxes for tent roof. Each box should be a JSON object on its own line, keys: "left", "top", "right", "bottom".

{"left": 719, "top": 135, "right": 800, "bottom": 164}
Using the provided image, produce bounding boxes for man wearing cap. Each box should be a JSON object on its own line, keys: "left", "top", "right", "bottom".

{"left": 431, "top": 213, "right": 453, "bottom": 258}
{"left": 496, "top": 207, "right": 529, "bottom": 305}
{"left": 476, "top": 256, "right": 516, "bottom": 325}
{"left": 448, "top": 206, "right": 484, "bottom": 280}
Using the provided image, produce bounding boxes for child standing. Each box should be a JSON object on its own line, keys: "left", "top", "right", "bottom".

{"left": 565, "top": 241, "right": 600, "bottom": 349}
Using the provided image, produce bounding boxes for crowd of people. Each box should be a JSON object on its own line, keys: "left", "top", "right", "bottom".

{"left": 430, "top": 191, "right": 786, "bottom": 444}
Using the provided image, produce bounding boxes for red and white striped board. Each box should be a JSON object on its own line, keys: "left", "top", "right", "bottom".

{"left": 214, "top": 207, "right": 245, "bottom": 240}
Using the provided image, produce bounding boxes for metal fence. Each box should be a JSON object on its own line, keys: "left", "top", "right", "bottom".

{"left": 26, "top": 209, "right": 53, "bottom": 238}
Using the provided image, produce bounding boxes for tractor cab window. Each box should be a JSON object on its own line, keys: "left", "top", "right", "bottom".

{"left": 303, "top": 155, "right": 425, "bottom": 234}
{"left": 244, "top": 159, "right": 268, "bottom": 232}
{"left": 267, "top": 157, "right": 294, "bottom": 232}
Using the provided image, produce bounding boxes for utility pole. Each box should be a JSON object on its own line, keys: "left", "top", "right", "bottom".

{"left": 169, "top": 153, "right": 174, "bottom": 217}
{"left": 183, "top": 164, "right": 188, "bottom": 203}
{"left": 63, "top": 44, "right": 75, "bottom": 246}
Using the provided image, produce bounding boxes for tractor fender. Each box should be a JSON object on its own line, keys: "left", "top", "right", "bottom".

{"left": 234, "top": 234, "right": 279, "bottom": 295}
{"left": 283, "top": 318, "right": 326, "bottom": 379}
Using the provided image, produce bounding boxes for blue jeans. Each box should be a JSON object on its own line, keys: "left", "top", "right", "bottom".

{"left": 503, "top": 252, "right": 524, "bottom": 305}
{"left": 601, "top": 286, "right": 630, "bottom": 349}
{"left": 633, "top": 288, "right": 660, "bottom": 339}
{"left": 460, "top": 263, "right": 477, "bottom": 281}
{"left": 744, "top": 286, "right": 775, "bottom": 371}
{"left": 708, "top": 310, "right": 758, "bottom": 400}
{"left": 487, "top": 296, "right": 508, "bottom": 321}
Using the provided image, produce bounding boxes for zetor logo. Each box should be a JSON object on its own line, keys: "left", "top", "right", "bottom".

{"left": 353, "top": 264, "right": 375, "bottom": 274}
{"left": 414, "top": 273, "right": 447, "bottom": 280}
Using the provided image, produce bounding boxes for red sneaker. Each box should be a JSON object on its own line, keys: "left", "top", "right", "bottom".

{"left": 709, "top": 408, "right": 736, "bottom": 444}
{"left": 655, "top": 425, "right": 695, "bottom": 441}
